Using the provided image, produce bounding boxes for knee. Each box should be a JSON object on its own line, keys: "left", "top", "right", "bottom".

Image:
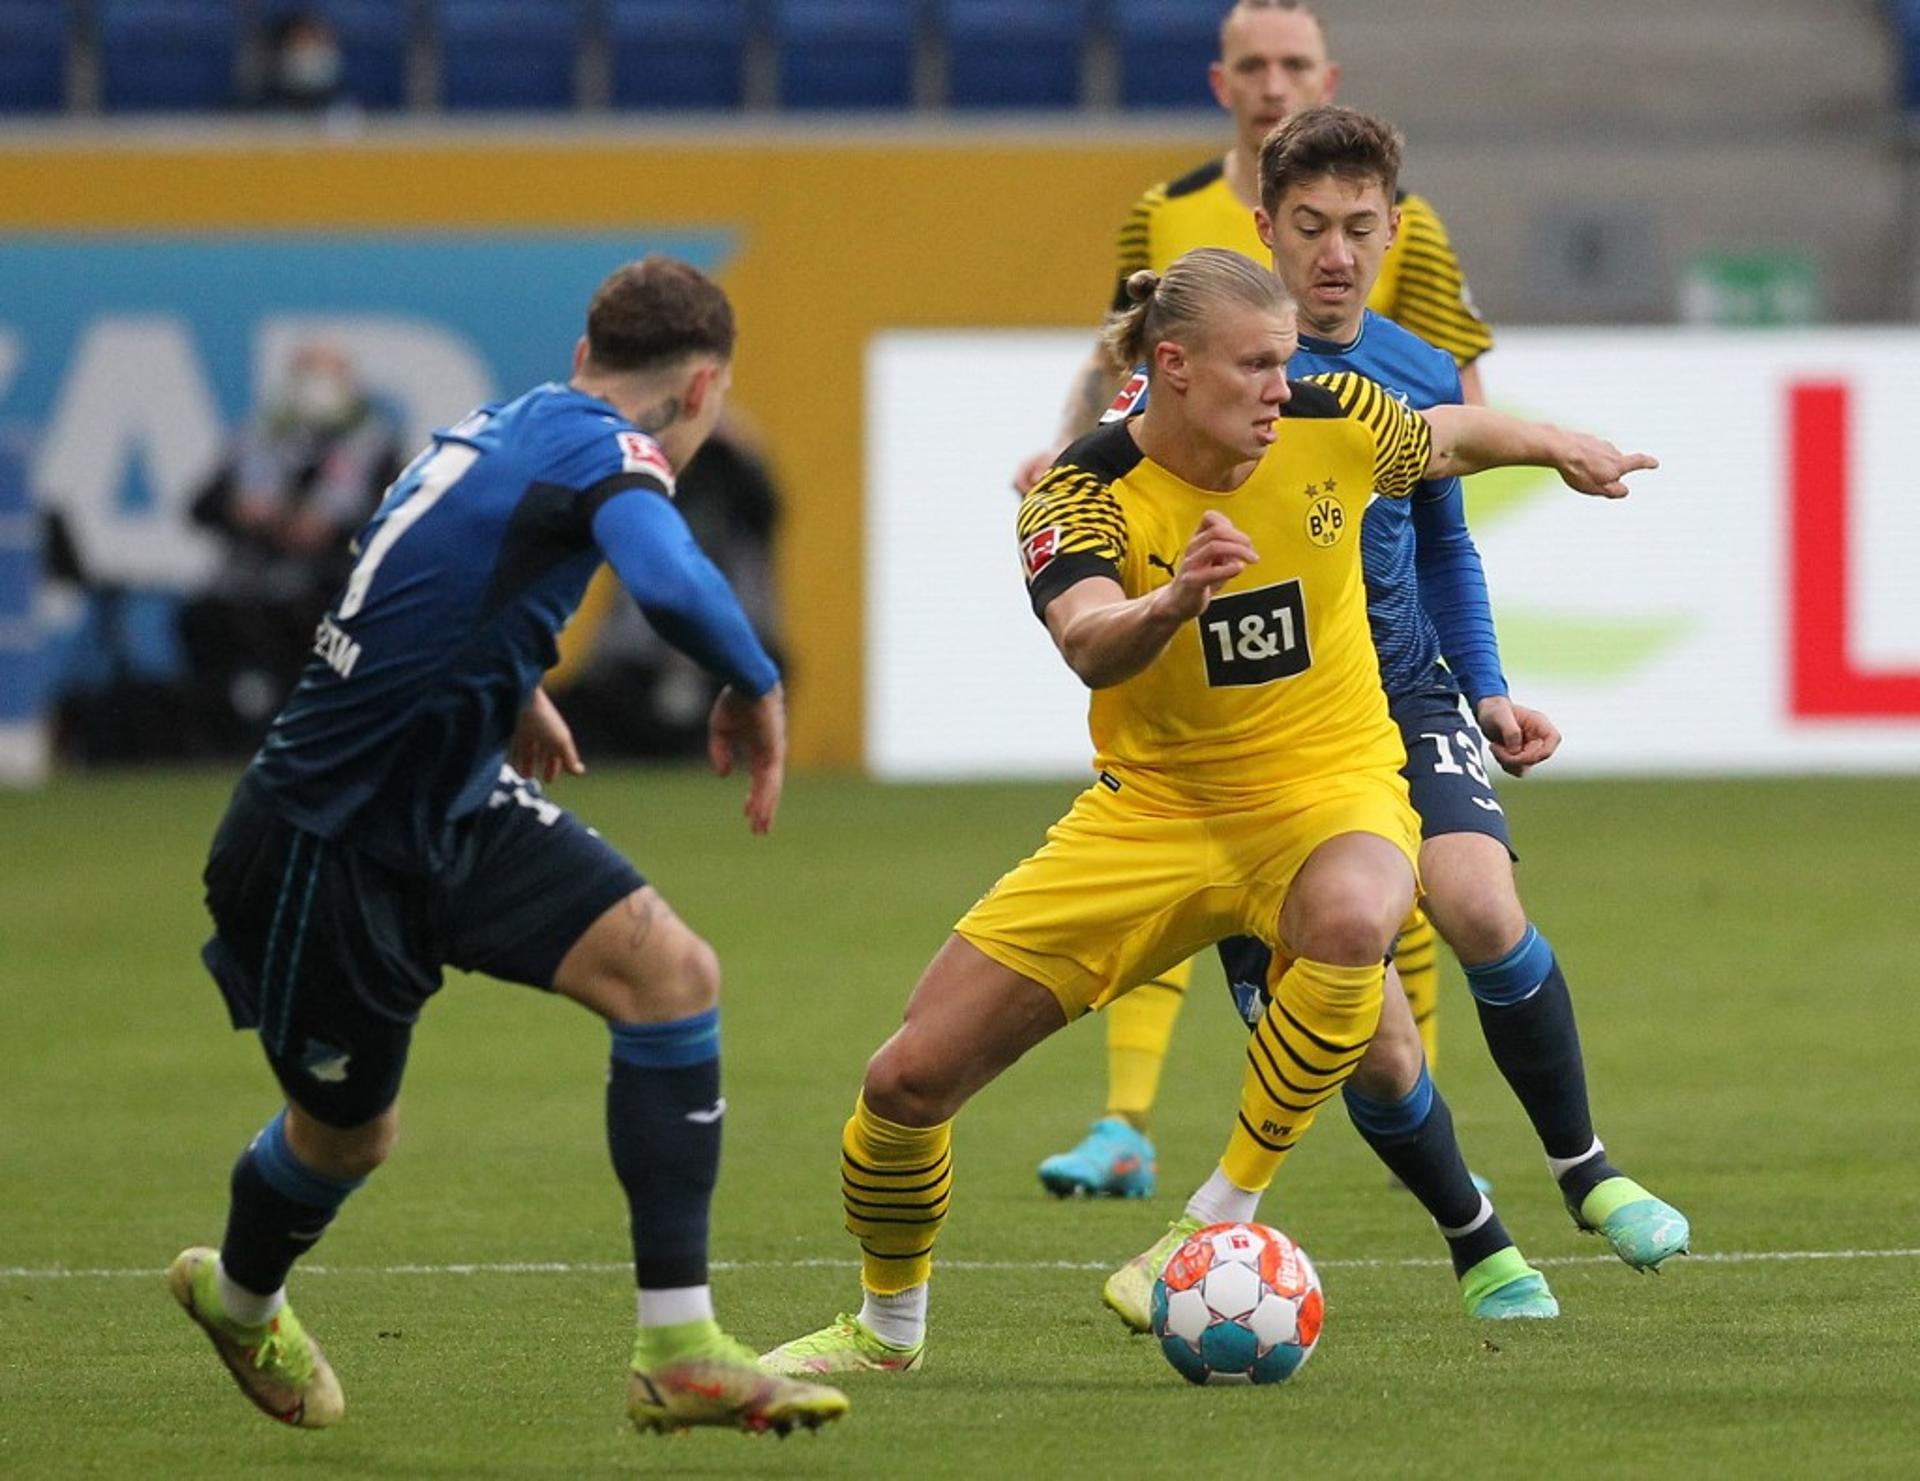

{"left": 1291, "top": 883, "right": 1402, "bottom": 966}
{"left": 290, "top": 1107, "right": 397, "bottom": 1181}
{"left": 862, "top": 1039, "right": 962, "bottom": 1128}
{"left": 606, "top": 926, "right": 722, "bottom": 1023}
{"left": 1433, "top": 890, "right": 1528, "bottom": 968}
{"left": 1350, "top": 1025, "right": 1423, "bottom": 1100}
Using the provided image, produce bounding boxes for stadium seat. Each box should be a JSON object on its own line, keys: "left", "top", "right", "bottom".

{"left": 940, "top": 0, "right": 1088, "bottom": 110}
{"left": 437, "top": 0, "right": 581, "bottom": 111}
{"left": 773, "top": 0, "right": 917, "bottom": 111}
{"left": 609, "top": 0, "right": 750, "bottom": 111}
{"left": 258, "top": 0, "right": 413, "bottom": 111}
{"left": 1112, "top": 0, "right": 1222, "bottom": 109}
{"left": 97, "top": 0, "right": 242, "bottom": 113}
{"left": 0, "top": 1, "right": 67, "bottom": 113}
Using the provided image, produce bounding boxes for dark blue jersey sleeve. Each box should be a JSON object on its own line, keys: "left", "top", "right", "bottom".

{"left": 590, "top": 485, "right": 781, "bottom": 698}
{"left": 1413, "top": 475, "right": 1506, "bottom": 706}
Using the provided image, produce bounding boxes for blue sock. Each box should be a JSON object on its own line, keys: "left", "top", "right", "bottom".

{"left": 1466, "top": 926, "right": 1619, "bottom": 1203}
{"left": 220, "top": 1109, "right": 364, "bottom": 1297}
{"left": 1345, "top": 1068, "right": 1511, "bottom": 1278}
{"left": 607, "top": 1009, "right": 722, "bottom": 1292}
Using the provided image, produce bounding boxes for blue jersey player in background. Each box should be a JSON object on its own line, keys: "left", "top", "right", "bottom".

{"left": 170, "top": 258, "right": 849, "bottom": 1438}
{"left": 1092, "top": 109, "right": 1688, "bottom": 1323}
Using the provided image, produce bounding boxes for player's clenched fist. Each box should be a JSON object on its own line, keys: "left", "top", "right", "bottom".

{"left": 1153, "top": 510, "right": 1259, "bottom": 622}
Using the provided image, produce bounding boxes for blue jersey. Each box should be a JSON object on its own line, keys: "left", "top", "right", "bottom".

{"left": 1103, "top": 311, "right": 1506, "bottom": 706}
{"left": 248, "top": 382, "right": 778, "bottom": 871}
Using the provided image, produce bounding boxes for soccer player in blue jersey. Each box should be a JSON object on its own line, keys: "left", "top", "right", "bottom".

{"left": 1101, "top": 108, "right": 1688, "bottom": 1328}
{"left": 168, "top": 258, "right": 848, "bottom": 1438}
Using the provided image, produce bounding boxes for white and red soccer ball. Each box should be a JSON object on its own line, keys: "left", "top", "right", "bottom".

{"left": 1150, "top": 1222, "right": 1324, "bottom": 1386}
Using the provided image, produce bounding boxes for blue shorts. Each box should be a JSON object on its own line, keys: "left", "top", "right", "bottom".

{"left": 200, "top": 770, "right": 645, "bottom": 1127}
{"left": 1216, "top": 673, "right": 1513, "bottom": 1027}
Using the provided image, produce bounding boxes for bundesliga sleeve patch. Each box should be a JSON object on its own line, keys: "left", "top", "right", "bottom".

{"left": 616, "top": 432, "right": 676, "bottom": 496}
{"left": 1101, "top": 369, "right": 1150, "bottom": 424}
{"left": 1021, "top": 526, "right": 1062, "bottom": 580}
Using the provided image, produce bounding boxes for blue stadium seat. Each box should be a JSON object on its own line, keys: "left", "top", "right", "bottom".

{"left": 0, "top": 1, "right": 68, "bottom": 113}
{"left": 98, "top": 0, "right": 242, "bottom": 113}
{"left": 259, "top": 0, "right": 413, "bottom": 111}
{"left": 609, "top": 0, "right": 750, "bottom": 110}
{"left": 437, "top": 0, "right": 581, "bottom": 111}
{"left": 940, "top": 0, "right": 1087, "bottom": 110}
{"left": 773, "top": 0, "right": 916, "bottom": 111}
{"left": 1112, "top": 0, "right": 1222, "bottom": 109}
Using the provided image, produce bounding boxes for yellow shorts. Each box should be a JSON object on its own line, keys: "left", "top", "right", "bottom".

{"left": 954, "top": 768, "right": 1419, "bottom": 1021}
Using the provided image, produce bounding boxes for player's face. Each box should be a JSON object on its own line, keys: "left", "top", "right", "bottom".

{"left": 1256, "top": 174, "right": 1397, "bottom": 339}
{"left": 1210, "top": 9, "right": 1339, "bottom": 159}
{"left": 1170, "top": 307, "right": 1298, "bottom": 461}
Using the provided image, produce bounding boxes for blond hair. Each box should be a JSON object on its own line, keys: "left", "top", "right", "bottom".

{"left": 1102, "top": 247, "right": 1293, "bottom": 371}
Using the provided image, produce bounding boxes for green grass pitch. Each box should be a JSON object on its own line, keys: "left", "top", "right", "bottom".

{"left": 3, "top": 769, "right": 1916, "bottom": 1478}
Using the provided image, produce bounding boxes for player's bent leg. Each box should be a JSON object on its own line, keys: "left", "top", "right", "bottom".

{"left": 171, "top": 1100, "right": 389, "bottom": 1428}
{"left": 1393, "top": 908, "right": 1443, "bottom": 1069}
{"left": 765, "top": 936, "right": 1068, "bottom": 1377}
{"left": 1423, "top": 835, "right": 1689, "bottom": 1271}
{"left": 1343, "top": 986, "right": 1556, "bottom": 1320}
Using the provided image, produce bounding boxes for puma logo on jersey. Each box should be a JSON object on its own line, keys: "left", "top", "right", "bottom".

{"left": 1146, "top": 553, "right": 1176, "bottom": 577}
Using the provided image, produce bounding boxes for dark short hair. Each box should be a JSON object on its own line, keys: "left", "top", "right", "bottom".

{"left": 1258, "top": 105, "right": 1404, "bottom": 218}
{"left": 585, "top": 256, "right": 735, "bottom": 373}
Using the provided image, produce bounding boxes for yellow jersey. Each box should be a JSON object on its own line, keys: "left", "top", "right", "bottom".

{"left": 1114, "top": 158, "right": 1494, "bottom": 368}
{"left": 1017, "top": 373, "right": 1431, "bottom": 813}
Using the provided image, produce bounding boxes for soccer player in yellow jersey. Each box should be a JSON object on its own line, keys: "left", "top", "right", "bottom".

{"left": 764, "top": 249, "right": 1654, "bottom": 1375}
{"left": 1020, "top": 0, "right": 1487, "bottom": 1197}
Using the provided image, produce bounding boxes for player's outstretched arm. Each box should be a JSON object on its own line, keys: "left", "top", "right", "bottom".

{"left": 1475, "top": 695, "right": 1561, "bottom": 778}
{"left": 1044, "top": 510, "right": 1257, "bottom": 688}
{"left": 708, "top": 683, "right": 785, "bottom": 834}
{"left": 1421, "top": 405, "right": 1658, "bottom": 498}
{"left": 511, "top": 686, "right": 586, "bottom": 784}
{"left": 1012, "top": 340, "right": 1128, "bottom": 495}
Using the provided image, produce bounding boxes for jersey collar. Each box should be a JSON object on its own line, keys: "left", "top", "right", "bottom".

{"left": 1295, "top": 310, "right": 1376, "bottom": 359}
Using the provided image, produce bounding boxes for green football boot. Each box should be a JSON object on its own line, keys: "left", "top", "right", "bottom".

{"left": 759, "top": 1314, "right": 924, "bottom": 1377}
{"left": 1460, "top": 1246, "right": 1560, "bottom": 1320}
{"left": 1102, "top": 1214, "right": 1204, "bottom": 1333}
{"left": 168, "top": 1246, "right": 344, "bottom": 1428}
{"left": 630, "top": 1321, "right": 850, "bottom": 1435}
{"left": 1572, "top": 1176, "right": 1691, "bottom": 1271}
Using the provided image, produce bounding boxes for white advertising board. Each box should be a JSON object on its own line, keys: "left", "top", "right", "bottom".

{"left": 866, "top": 329, "right": 1920, "bottom": 778}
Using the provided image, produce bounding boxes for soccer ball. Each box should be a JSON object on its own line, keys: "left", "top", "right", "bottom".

{"left": 1150, "top": 1221, "right": 1324, "bottom": 1386}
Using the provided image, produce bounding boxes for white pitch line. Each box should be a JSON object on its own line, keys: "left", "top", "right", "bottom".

{"left": 4, "top": 1247, "right": 1918, "bottom": 1281}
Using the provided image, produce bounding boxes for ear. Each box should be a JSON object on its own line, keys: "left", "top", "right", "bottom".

{"left": 679, "top": 361, "right": 718, "bottom": 420}
{"left": 1153, "top": 339, "right": 1189, "bottom": 392}
{"left": 1207, "top": 61, "right": 1231, "bottom": 112}
{"left": 1385, "top": 203, "right": 1402, "bottom": 251}
{"left": 1255, "top": 207, "right": 1276, "bottom": 252}
{"left": 1321, "top": 60, "right": 1342, "bottom": 101}
{"left": 571, "top": 336, "right": 589, "bottom": 377}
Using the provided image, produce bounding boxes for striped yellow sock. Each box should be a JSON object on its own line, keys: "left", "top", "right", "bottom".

{"left": 1222, "top": 956, "right": 1385, "bottom": 1192}
{"left": 841, "top": 1095, "right": 953, "bottom": 1295}
{"left": 1394, "top": 909, "right": 1442, "bottom": 1070}
{"left": 1105, "top": 959, "right": 1191, "bottom": 1128}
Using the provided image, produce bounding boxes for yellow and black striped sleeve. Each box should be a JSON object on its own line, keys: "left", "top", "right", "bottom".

{"left": 1111, "top": 182, "right": 1167, "bottom": 311}
{"left": 1017, "top": 462, "right": 1130, "bottom": 619}
{"left": 1306, "top": 372, "right": 1434, "bottom": 499}
{"left": 1387, "top": 193, "right": 1494, "bottom": 368}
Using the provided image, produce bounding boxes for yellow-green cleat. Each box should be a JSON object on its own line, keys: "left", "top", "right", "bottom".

{"left": 629, "top": 1322, "right": 849, "bottom": 1436}
{"left": 167, "top": 1246, "right": 344, "bottom": 1428}
{"left": 760, "top": 1314, "right": 923, "bottom": 1377}
{"left": 1460, "top": 1246, "right": 1559, "bottom": 1320}
{"left": 1573, "top": 1176, "right": 1691, "bottom": 1272}
{"left": 1102, "top": 1214, "right": 1203, "bottom": 1333}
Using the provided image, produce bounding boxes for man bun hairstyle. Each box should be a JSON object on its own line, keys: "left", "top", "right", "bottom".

{"left": 1102, "top": 247, "right": 1292, "bottom": 371}
{"left": 586, "top": 256, "right": 736, "bottom": 374}
{"left": 1258, "top": 105, "right": 1404, "bottom": 219}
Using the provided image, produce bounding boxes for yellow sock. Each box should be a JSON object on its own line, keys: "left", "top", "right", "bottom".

{"left": 1395, "top": 908, "right": 1441, "bottom": 1070}
{"left": 1105, "top": 959, "right": 1191, "bottom": 1127}
{"left": 1222, "top": 956, "right": 1384, "bottom": 1192}
{"left": 841, "top": 1094, "right": 953, "bottom": 1295}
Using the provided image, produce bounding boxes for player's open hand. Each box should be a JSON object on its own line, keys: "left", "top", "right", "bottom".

{"left": 1155, "top": 510, "right": 1258, "bottom": 622}
{"left": 1477, "top": 695, "right": 1561, "bottom": 777}
{"left": 1553, "top": 430, "right": 1658, "bottom": 499}
{"left": 510, "top": 686, "right": 585, "bottom": 785}
{"left": 709, "top": 683, "right": 786, "bottom": 835}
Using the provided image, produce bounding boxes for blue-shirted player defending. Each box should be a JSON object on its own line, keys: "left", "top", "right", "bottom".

{"left": 169, "top": 258, "right": 849, "bottom": 1438}
{"left": 1103, "top": 109, "right": 1688, "bottom": 1329}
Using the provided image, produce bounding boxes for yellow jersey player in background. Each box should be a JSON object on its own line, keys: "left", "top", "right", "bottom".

{"left": 762, "top": 250, "right": 1654, "bottom": 1377}
{"left": 1021, "top": 0, "right": 1493, "bottom": 1200}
